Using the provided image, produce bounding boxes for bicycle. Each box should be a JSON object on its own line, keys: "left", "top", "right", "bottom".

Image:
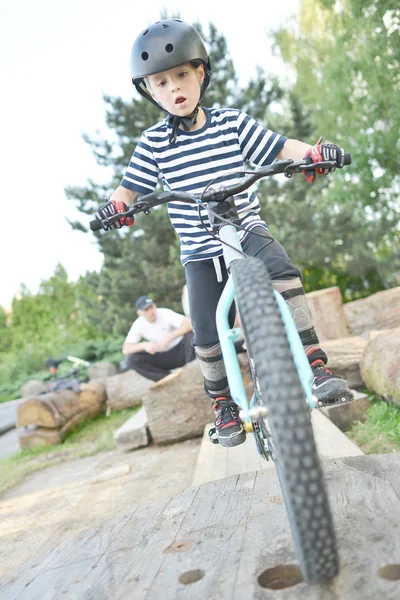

{"left": 90, "top": 155, "right": 351, "bottom": 584}
{"left": 44, "top": 355, "right": 91, "bottom": 393}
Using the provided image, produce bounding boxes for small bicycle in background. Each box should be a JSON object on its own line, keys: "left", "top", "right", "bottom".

{"left": 90, "top": 155, "right": 351, "bottom": 584}
{"left": 44, "top": 355, "right": 91, "bottom": 393}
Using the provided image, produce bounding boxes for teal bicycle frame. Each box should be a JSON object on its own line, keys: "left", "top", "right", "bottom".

{"left": 215, "top": 224, "right": 317, "bottom": 427}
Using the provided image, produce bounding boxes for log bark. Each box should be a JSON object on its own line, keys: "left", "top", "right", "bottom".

{"left": 142, "top": 360, "right": 213, "bottom": 445}
{"left": 18, "top": 404, "right": 102, "bottom": 450}
{"left": 360, "top": 327, "right": 400, "bottom": 406}
{"left": 88, "top": 362, "right": 118, "bottom": 380}
{"left": 305, "top": 286, "right": 349, "bottom": 341}
{"left": 105, "top": 370, "right": 153, "bottom": 411}
{"left": 20, "top": 380, "right": 48, "bottom": 397}
{"left": 321, "top": 336, "right": 368, "bottom": 389}
{"left": 343, "top": 286, "right": 400, "bottom": 336}
{"left": 17, "top": 385, "right": 105, "bottom": 428}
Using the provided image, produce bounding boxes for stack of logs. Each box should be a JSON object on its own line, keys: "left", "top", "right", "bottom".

{"left": 17, "top": 382, "right": 106, "bottom": 449}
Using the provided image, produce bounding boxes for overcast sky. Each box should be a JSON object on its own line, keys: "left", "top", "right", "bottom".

{"left": 0, "top": 0, "right": 300, "bottom": 310}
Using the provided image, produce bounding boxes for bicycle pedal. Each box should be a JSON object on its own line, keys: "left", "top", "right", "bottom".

{"left": 208, "top": 427, "right": 219, "bottom": 444}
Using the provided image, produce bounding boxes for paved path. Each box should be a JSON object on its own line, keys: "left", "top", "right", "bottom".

{"left": 0, "top": 399, "right": 23, "bottom": 459}
{"left": 0, "top": 398, "right": 22, "bottom": 432}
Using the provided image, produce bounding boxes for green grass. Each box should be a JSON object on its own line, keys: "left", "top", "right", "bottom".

{"left": 346, "top": 395, "right": 400, "bottom": 454}
{"left": 0, "top": 407, "right": 140, "bottom": 497}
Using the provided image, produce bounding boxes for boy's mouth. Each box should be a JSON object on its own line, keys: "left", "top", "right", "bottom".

{"left": 175, "top": 96, "right": 186, "bottom": 105}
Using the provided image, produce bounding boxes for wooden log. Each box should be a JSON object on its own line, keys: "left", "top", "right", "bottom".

{"left": 360, "top": 327, "right": 400, "bottom": 406}
{"left": 18, "top": 404, "right": 103, "bottom": 450}
{"left": 17, "top": 386, "right": 105, "bottom": 429}
{"left": 321, "top": 335, "right": 368, "bottom": 389}
{"left": 105, "top": 370, "right": 153, "bottom": 411}
{"left": 20, "top": 379, "right": 47, "bottom": 397}
{"left": 142, "top": 360, "right": 214, "bottom": 445}
{"left": 88, "top": 362, "right": 118, "bottom": 380}
{"left": 343, "top": 286, "right": 400, "bottom": 336}
{"left": 305, "top": 286, "right": 349, "bottom": 341}
{"left": 3, "top": 454, "right": 400, "bottom": 599}
{"left": 18, "top": 427, "right": 62, "bottom": 449}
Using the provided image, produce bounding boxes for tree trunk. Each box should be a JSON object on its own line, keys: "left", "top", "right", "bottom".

{"left": 360, "top": 327, "right": 400, "bottom": 406}
{"left": 320, "top": 336, "right": 368, "bottom": 389}
{"left": 105, "top": 370, "right": 153, "bottom": 411}
{"left": 17, "top": 384, "right": 105, "bottom": 428}
{"left": 343, "top": 286, "right": 400, "bottom": 336}
{"left": 142, "top": 360, "right": 213, "bottom": 445}
{"left": 305, "top": 286, "right": 349, "bottom": 341}
{"left": 18, "top": 404, "right": 102, "bottom": 450}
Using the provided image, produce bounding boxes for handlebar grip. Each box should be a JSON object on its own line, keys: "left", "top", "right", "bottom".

{"left": 90, "top": 219, "right": 102, "bottom": 232}
{"left": 343, "top": 153, "right": 351, "bottom": 166}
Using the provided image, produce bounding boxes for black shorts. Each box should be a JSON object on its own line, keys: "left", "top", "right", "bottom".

{"left": 185, "top": 226, "right": 301, "bottom": 346}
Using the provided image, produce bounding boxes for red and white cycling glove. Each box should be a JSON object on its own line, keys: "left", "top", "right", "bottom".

{"left": 302, "top": 136, "right": 345, "bottom": 183}
{"left": 95, "top": 199, "right": 135, "bottom": 231}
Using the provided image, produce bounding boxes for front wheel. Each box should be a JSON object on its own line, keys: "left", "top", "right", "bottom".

{"left": 231, "top": 257, "right": 339, "bottom": 584}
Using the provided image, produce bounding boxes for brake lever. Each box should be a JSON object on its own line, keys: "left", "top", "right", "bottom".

{"left": 284, "top": 160, "right": 337, "bottom": 178}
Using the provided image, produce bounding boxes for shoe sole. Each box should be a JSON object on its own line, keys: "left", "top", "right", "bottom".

{"left": 217, "top": 429, "right": 247, "bottom": 448}
{"left": 315, "top": 389, "right": 354, "bottom": 408}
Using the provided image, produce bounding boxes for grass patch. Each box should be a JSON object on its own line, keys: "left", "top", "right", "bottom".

{"left": 347, "top": 395, "right": 400, "bottom": 454}
{"left": 0, "top": 407, "right": 140, "bottom": 497}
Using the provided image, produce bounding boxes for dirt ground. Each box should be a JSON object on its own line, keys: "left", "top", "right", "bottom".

{"left": 0, "top": 438, "right": 202, "bottom": 578}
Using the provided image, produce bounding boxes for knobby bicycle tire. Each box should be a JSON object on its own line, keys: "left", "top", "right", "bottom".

{"left": 231, "top": 257, "right": 339, "bottom": 583}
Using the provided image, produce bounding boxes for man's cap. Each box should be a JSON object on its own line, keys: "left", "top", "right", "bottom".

{"left": 135, "top": 296, "right": 154, "bottom": 311}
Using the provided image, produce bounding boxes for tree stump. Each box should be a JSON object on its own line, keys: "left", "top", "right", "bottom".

{"left": 343, "top": 286, "right": 400, "bottom": 336}
{"left": 360, "top": 327, "right": 400, "bottom": 406}
{"left": 20, "top": 380, "right": 47, "bottom": 397}
{"left": 142, "top": 360, "right": 213, "bottom": 445}
{"left": 305, "top": 286, "right": 349, "bottom": 341}
{"left": 321, "top": 336, "right": 368, "bottom": 389}
{"left": 88, "top": 362, "right": 118, "bottom": 380}
{"left": 16, "top": 383, "right": 106, "bottom": 449}
{"left": 18, "top": 403, "right": 102, "bottom": 450}
{"left": 17, "top": 384, "right": 105, "bottom": 428}
{"left": 105, "top": 370, "right": 153, "bottom": 411}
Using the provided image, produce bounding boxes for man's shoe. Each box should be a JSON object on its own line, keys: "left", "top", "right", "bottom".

{"left": 210, "top": 397, "right": 246, "bottom": 447}
{"left": 311, "top": 361, "right": 354, "bottom": 407}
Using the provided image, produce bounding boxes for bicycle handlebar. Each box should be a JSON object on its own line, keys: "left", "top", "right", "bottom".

{"left": 90, "top": 155, "right": 351, "bottom": 232}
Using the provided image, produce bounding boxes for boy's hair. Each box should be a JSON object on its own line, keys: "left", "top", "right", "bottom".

{"left": 144, "top": 60, "right": 204, "bottom": 91}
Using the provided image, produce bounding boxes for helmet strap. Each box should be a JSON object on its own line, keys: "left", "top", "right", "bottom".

{"left": 134, "top": 72, "right": 210, "bottom": 145}
{"left": 168, "top": 106, "right": 199, "bottom": 145}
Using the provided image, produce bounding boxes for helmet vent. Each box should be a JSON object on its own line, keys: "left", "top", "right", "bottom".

{"left": 143, "top": 29, "right": 149, "bottom": 36}
{"left": 162, "top": 23, "right": 169, "bottom": 28}
{"left": 165, "top": 44, "right": 174, "bottom": 53}
{"left": 141, "top": 52, "right": 149, "bottom": 61}
{"left": 173, "top": 19, "right": 182, "bottom": 22}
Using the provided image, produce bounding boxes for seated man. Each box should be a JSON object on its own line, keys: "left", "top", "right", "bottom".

{"left": 123, "top": 295, "right": 196, "bottom": 381}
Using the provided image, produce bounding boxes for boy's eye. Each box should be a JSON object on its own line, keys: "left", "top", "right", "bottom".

{"left": 178, "top": 71, "right": 187, "bottom": 78}
{"left": 158, "top": 80, "right": 166, "bottom": 87}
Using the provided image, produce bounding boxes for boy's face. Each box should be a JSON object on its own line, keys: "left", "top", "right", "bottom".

{"left": 147, "top": 63, "right": 205, "bottom": 116}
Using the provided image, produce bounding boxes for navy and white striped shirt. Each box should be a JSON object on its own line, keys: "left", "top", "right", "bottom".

{"left": 121, "top": 107, "right": 286, "bottom": 265}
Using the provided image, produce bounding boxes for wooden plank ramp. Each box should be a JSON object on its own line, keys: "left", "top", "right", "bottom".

{"left": 1, "top": 454, "right": 399, "bottom": 599}
{"left": 193, "top": 409, "right": 364, "bottom": 486}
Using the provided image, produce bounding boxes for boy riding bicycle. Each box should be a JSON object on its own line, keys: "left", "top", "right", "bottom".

{"left": 96, "top": 19, "right": 354, "bottom": 448}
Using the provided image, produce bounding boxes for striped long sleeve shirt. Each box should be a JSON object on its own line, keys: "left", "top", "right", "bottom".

{"left": 121, "top": 107, "right": 286, "bottom": 265}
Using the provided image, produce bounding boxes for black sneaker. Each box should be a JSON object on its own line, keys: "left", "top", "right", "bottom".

{"left": 210, "top": 397, "right": 246, "bottom": 447}
{"left": 311, "top": 361, "right": 354, "bottom": 408}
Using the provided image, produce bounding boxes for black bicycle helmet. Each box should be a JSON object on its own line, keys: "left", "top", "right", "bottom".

{"left": 131, "top": 19, "right": 211, "bottom": 109}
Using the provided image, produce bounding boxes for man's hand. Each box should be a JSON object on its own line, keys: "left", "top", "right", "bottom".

{"left": 142, "top": 342, "right": 159, "bottom": 355}
{"left": 302, "top": 136, "right": 345, "bottom": 183}
{"left": 95, "top": 200, "right": 135, "bottom": 231}
{"left": 156, "top": 338, "right": 171, "bottom": 353}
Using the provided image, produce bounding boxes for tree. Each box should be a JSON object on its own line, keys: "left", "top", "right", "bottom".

{"left": 272, "top": 0, "right": 400, "bottom": 290}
